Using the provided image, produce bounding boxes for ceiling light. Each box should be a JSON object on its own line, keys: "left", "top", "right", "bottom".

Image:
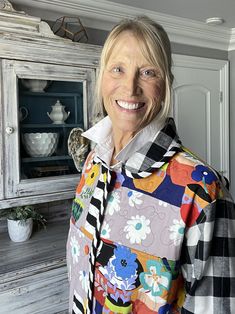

{"left": 206, "top": 17, "right": 224, "bottom": 25}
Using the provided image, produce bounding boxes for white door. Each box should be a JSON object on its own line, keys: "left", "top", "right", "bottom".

{"left": 0, "top": 93, "right": 3, "bottom": 200}
{"left": 172, "top": 54, "right": 229, "bottom": 179}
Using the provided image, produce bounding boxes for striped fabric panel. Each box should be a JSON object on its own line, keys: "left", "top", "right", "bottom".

{"left": 86, "top": 164, "right": 111, "bottom": 313}
{"left": 72, "top": 290, "right": 85, "bottom": 314}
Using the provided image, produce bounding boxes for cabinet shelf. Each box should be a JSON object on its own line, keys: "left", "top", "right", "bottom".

{"left": 22, "top": 155, "right": 73, "bottom": 163}
{"left": 21, "top": 91, "right": 81, "bottom": 97}
{"left": 21, "top": 123, "right": 82, "bottom": 129}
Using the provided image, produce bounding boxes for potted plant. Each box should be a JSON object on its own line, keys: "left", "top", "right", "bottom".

{"left": 0, "top": 205, "right": 46, "bottom": 242}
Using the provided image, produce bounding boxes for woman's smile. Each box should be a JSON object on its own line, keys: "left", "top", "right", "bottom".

{"left": 115, "top": 100, "right": 145, "bottom": 111}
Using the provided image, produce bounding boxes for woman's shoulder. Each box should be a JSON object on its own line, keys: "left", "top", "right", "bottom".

{"left": 167, "top": 146, "right": 225, "bottom": 201}
{"left": 173, "top": 146, "right": 218, "bottom": 176}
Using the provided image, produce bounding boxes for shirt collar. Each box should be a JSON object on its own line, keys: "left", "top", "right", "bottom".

{"left": 82, "top": 115, "right": 166, "bottom": 168}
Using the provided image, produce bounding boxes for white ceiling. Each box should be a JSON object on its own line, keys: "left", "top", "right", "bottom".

{"left": 106, "top": 0, "right": 235, "bottom": 28}
{"left": 10, "top": 0, "right": 235, "bottom": 29}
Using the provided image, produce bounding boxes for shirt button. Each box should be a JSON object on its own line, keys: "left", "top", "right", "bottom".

{"left": 84, "top": 245, "right": 90, "bottom": 255}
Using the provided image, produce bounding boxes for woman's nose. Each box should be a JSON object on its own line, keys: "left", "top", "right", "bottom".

{"left": 124, "top": 73, "right": 142, "bottom": 96}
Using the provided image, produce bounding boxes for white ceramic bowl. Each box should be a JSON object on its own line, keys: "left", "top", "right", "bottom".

{"left": 22, "top": 132, "right": 59, "bottom": 157}
{"left": 21, "top": 79, "right": 48, "bottom": 92}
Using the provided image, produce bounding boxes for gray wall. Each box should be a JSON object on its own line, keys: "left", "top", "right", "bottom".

{"left": 172, "top": 43, "right": 228, "bottom": 59}
{"left": 44, "top": 21, "right": 235, "bottom": 199}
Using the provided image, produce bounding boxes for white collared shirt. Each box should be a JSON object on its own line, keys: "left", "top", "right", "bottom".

{"left": 82, "top": 115, "right": 165, "bottom": 171}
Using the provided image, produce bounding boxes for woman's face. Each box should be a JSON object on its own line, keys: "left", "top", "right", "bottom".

{"left": 101, "top": 31, "right": 165, "bottom": 137}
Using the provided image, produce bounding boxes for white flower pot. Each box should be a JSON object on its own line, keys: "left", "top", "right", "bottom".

{"left": 7, "top": 218, "right": 33, "bottom": 242}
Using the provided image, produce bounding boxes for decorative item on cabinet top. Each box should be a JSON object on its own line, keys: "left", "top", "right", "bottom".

{"left": 47, "top": 99, "right": 70, "bottom": 124}
{"left": 52, "top": 16, "right": 88, "bottom": 43}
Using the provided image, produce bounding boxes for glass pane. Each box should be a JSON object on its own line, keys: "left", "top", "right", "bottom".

{"left": 18, "top": 79, "right": 86, "bottom": 179}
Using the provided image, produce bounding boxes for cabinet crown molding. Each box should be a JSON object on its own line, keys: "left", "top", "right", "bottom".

{"left": 9, "top": 0, "right": 235, "bottom": 51}
{"left": 0, "top": 4, "right": 102, "bottom": 65}
{"left": 0, "top": 7, "right": 58, "bottom": 39}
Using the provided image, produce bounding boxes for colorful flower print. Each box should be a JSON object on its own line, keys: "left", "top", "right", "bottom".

{"left": 112, "top": 246, "right": 138, "bottom": 280}
{"left": 106, "top": 191, "right": 120, "bottom": 216}
{"left": 180, "top": 186, "right": 202, "bottom": 227}
{"left": 158, "top": 303, "right": 172, "bottom": 314}
{"left": 133, "top": 170, "right": 165, "bottom": 193}
{"left": 127, "top": 190, "right": 143, "bottom": 207}
{"left": 84, "top": 151, "right": 95, "bottom": 173}
{"left": 169, "top": 219, "right": 185, "bottom": 246}
{"left": 167, "top": 158, "right": 195, "bottom": 187}
{"left": 76, "top": 174, "right": 85, "bottom": 195}
{"left": 72, "top": 198, "right": 84, "bottom": 221}
{"left": 80, "top": 187, "right": 94, "bottom": 199}
{"left": 94, "top": 272, "right": 108, "bottom": 298}
{"left": 191, "top": 165, "right": 217, "bottom": 185}
{"left": 114, "top": 172, "right": 125, "bottom": 189}
{"left": 85, "top": 164, "right": 100, "bottom": 186}
{"left": 101, "top": 221, "right": 111, "bottom": 239}
{"left": 159, "top": 200, "right": 167, "bottom": 207}
{"left": 79, "top": 270, "right": 88, "bottom": 292}
{"left": 140, "top": 260, "right": 172, "bottom": 297}
{"left": 70, "top": 236, "right": 80, "bottom": 264}
{"left": 103, "top": 172, "right": 107, "bottom": 184}
{"left": 124, "top": 215, "right": 151, "bottom": 244}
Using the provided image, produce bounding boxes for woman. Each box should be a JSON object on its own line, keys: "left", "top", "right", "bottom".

{"left": 67, "top": 16, "right": 235, "bottom": 313}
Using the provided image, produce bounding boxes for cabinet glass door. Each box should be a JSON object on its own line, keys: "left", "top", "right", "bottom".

{"left": 19, "top": 79, "right": 84, "bottom": 179}
{"left": 3, "top": 60, "right": 95, "bottom": 199}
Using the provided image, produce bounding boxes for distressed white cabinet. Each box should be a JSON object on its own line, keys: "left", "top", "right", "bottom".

{"left": 0, "top": 3, "right": 101, "bottom": 313}
{"left": 0, "top": 5, "right": 101, "bottom": 209}
{"left": 3, "top": 60, "right": 95, "bottom": 199}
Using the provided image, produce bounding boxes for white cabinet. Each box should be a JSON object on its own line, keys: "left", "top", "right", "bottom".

{"left": 0, "top": 4, "right": 101, "bottom": 313}
{"left": 2, "top": 60, "right": 95, "bottom": 199}
{"left": 0, "top": 7, "right": 101, "bottom": 209}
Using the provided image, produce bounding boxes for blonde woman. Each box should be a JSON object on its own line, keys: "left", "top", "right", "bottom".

{"left": 67, "top": 16, "right": 235, "bottom": 314}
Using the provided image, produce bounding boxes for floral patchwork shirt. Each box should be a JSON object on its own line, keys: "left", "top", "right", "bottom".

{"left": 67, "top": 117, "right": 235, "bottom": 314}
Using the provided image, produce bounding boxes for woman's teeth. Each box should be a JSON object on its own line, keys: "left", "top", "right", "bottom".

{"left": 116, "top": 100, "right": 144, "bottom": 110}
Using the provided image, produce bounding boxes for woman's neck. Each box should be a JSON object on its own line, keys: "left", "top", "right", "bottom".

{"left": 111, "top": 129, "right": 135, "bottom": 165}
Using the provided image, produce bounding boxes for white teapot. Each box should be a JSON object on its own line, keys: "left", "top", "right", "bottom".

{"left": 47, "top": 100, "right": 70, "bottom": 124}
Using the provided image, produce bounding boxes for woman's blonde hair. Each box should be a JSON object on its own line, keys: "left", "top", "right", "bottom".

{"left": 93, "top": 16, "right": 173, "bottom": 123}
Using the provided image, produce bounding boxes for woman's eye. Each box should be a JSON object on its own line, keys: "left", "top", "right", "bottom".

{"left": 141, "top": 69, "right": 156, "bottom": 77}
{"left": 112, "top": 67, "right": 122, "bottom": 73}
